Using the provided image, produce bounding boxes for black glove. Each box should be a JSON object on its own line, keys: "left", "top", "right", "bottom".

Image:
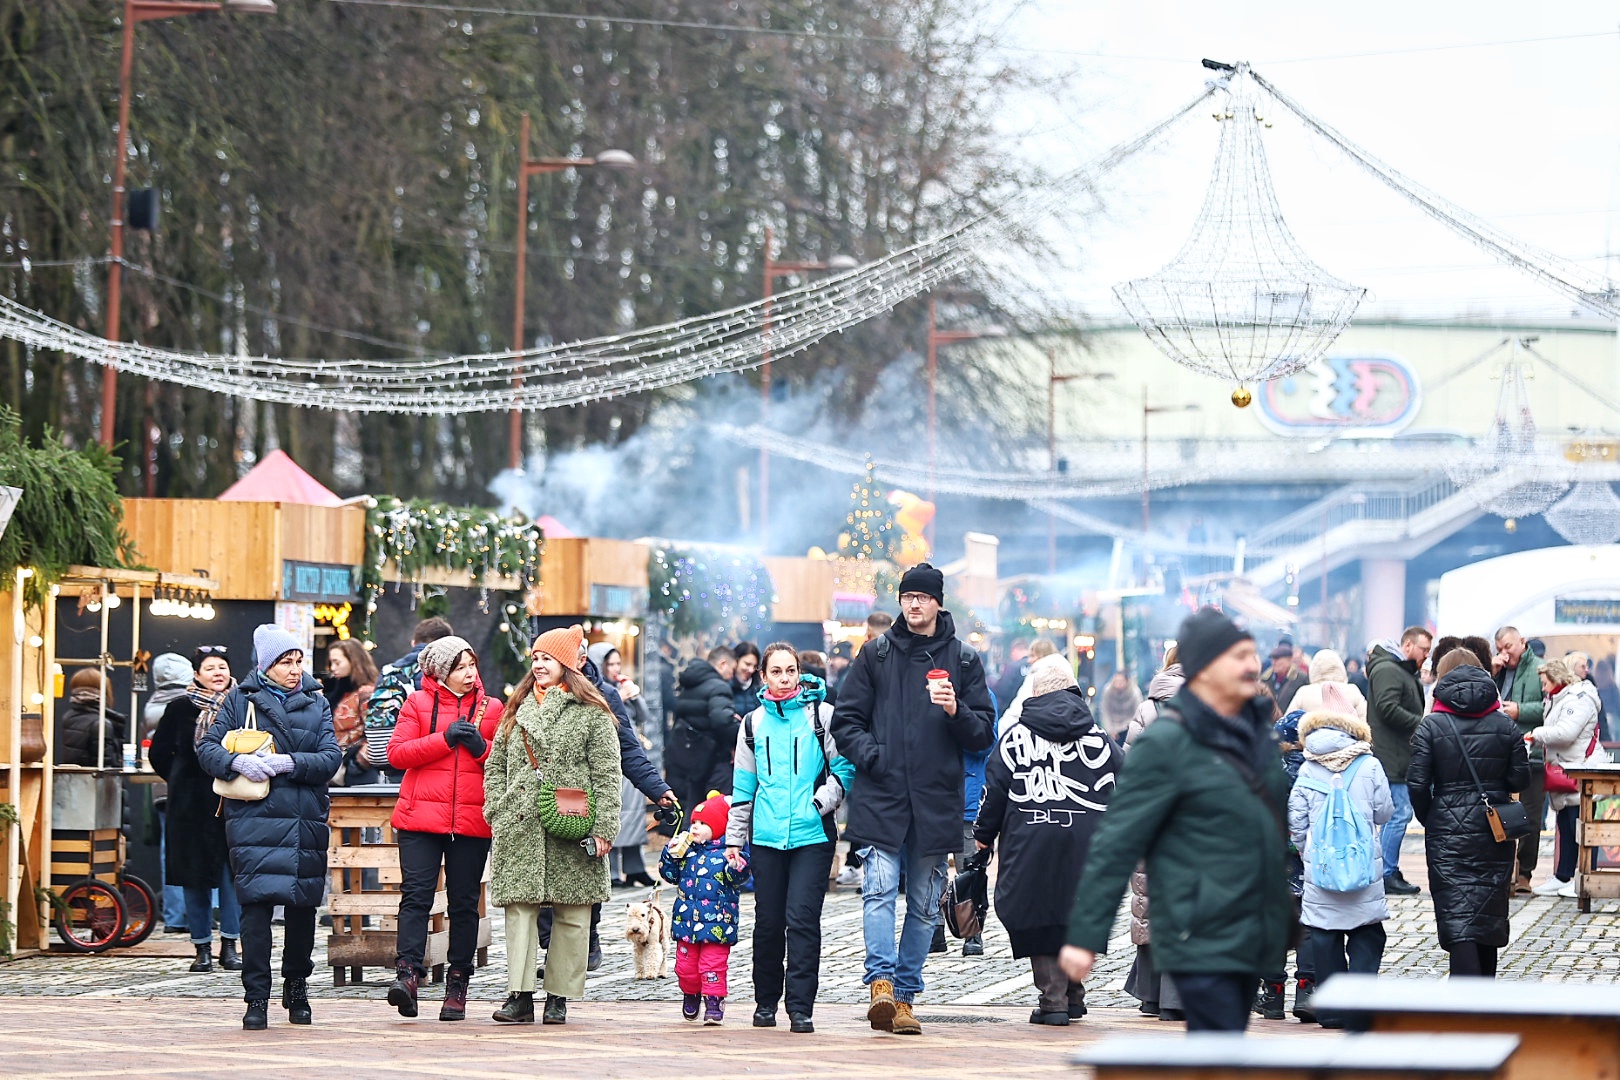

{"left": 446, "top": 720, "right": 487, "bottom": 758}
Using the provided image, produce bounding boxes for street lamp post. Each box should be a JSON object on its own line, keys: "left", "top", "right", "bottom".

{"left": 1140, "top": 389, "right": 1200, "bottom": 540}
{"left": 1047, "top": 347, "right": 1112, "bottom": 573}
{"left": 758, "top": 225, "right": 855, "bottom": 542}
{"left": 925, "top": 296, "right": 1004, "bottom": 547}
{"left": 509, "top": 112, "right": 634, "bottom": 471}
{"left": 99, "top": 0, "right": 277, "bottom": 449}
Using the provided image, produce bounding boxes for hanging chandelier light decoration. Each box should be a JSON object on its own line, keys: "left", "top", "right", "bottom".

{"left": 1444, "top": 357, "right": 1569, "bottom": 519}
{"left": 1544, "top": 481, "right": 1620, "bottom": 546}
{"left": 1114, "top": 62, "right": 1365, "bottom": 408}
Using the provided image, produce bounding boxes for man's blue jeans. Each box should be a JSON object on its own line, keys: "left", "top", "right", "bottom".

{"left": 184, "top": 867, "right": 241, "bottom": 946}
{"left": 859, "top": 843, "right": 947, "bottom": 1003}
{"left": 1381, "top": 782, "right": 1413, "bottom": 877}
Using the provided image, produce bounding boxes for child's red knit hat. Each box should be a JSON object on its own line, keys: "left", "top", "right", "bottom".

{"left": 690, "top": 792, "right": 730, "bottom": 838}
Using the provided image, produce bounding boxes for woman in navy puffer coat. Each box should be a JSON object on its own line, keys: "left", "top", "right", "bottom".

{"left": 198, "top": 626, "right": 340, "bottom": 1030}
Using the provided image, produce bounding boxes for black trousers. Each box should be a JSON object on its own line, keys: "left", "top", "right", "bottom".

{"left": 394, "top": 829, "right": 490, "bottom": 976}
{"left": 1515, "top": 769, "right": 1546, "bottom": 877}
{"left": 1168, "top": 971, "right": 1254, "bottom": 1032}
{"left": 239, "top": 902, "right": 316, "bottom": 1003}
{"left": 538, "top": 901, "right": 602, "bottom": 949}
{"left": 1310, "top": 923, "right": 1386, "bottom": 1028}
{"left": 1448, "top": 941, "right": 1498, "bottom": 978}
{"left": 751, "top": 841, "right": 835, "bottom": 1016}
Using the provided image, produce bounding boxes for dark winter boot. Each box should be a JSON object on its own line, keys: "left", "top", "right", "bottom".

{"left": 682, "top": 993, "right": 701, "bottom": 1022}
{"left": 242, "top": 998, "right": 269, "bottom": 1031}
{"left": 439, "top": 966, "right": 470, "bottom": 1022}
{"left": 929, "top": 923, "right": 947, "bottom": 954}
{"left": 387, "top": 960, "right": 420, "bottom": 1018}
{"left": 1292, "top": 978, "right": 1317, "bottom": 1023}
{"left": 189, "top": 943, "right": 213, "bottom": 973}
{"left": 703, "top": 995, "right": 725, "bottom": 1025}
{"left": 282, "top": 976, "right": 312, "bottom": 1025}
{"left": 492, "top": 991, "right": 534, "bottom": 1024}
{"left": 962, "top": 934, "right": 984, "bottom": 957}
{"left": 542, "top": 994, "right": 568, "bottom": 1025}
{"left": 1253, "top": 980, "right": 1285, "bottom": 1020}
{"left": 217, "top": 938, "right": 242, "bottom": 971}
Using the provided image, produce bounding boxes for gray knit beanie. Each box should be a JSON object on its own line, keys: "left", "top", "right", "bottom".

{"left": 418, "top": 635, "right": 475, "bottom": 682}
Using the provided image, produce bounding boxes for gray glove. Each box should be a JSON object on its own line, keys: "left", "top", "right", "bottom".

{"left": 232, "top": 754, "right": 274, "bottom": 782}
{"left": 262, "top": 753, "right": 296, "bottom": 776}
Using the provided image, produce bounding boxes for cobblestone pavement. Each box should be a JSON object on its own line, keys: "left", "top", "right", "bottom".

{"left": 6, "top": 832, "right": 1612, "bottom": 1009}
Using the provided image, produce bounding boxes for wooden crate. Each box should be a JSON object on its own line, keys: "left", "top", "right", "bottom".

{"left": 1571, "top": 766, "right": 1620, "bottom": 913}
{"left": 326, "top": 790, "right": 490, "bottom": 986}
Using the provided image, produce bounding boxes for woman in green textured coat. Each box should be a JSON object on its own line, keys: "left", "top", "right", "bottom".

{"left": 484, "top": 625, "right": 622, "bottom": 1026}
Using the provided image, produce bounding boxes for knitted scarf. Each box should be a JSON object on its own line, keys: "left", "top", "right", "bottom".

{"left": 187, "top": 679, "right": 237, "bottom": 745}
{"left": 1304, "top": 740, "right": 1372, "bottom": 773}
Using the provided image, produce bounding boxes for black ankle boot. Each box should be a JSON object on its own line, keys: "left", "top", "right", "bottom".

{"left": 387, "top": 960, "right": 420, "bottom": 1018}
{"left": 218, "top": 938, "right": 242, "bottom": 971}
{"left": 282, "top": 976, "right": 312, "bottom": 1025}
{"left": 542, "top": 994, "right": 568, "bottom": 1025}
{"left": 493, "top": 991, "right": 535, "bottom": 1023}
{"left": 242, "top": 999, "right": 269, "bottom": 1030}
{"left": 189, "top": 943, "right": 213, "bottom": 973}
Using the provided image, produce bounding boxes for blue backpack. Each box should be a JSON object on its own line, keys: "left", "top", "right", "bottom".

{"left": 1295, "top": 755, "right": 1378, "bottom": 893}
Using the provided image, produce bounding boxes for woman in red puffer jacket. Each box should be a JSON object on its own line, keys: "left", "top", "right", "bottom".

{"left": 384, "top": 635, "right": 503, "bottom": 1021}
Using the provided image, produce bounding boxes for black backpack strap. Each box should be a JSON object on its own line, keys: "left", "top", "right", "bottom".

{"left": 873, "top": 636, "right": 890, "bottom": 663}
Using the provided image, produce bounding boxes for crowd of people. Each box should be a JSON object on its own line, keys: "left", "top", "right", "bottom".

{"left": 110, "top": 563, "right": 1607, "bottom": 1035}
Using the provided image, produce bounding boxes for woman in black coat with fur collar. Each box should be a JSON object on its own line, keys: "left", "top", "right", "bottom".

{"left": 1407, "top": 656, "right": 1530, "bottom": 978}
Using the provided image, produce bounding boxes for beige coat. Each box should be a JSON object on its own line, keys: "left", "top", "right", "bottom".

{"left": 1287, "top": 649, "right": 1367, "bottom": 722}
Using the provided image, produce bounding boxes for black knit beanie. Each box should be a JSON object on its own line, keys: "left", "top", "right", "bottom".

{"left": 897, "top": 563, "right": 945, "bottom": 604}
{"left": 1176, "top": 607, "right": 1252, "bottom": 681}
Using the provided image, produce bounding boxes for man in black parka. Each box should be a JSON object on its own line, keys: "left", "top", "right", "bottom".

{"left": 831, "top": 564, "right": 995, "bottom": 1036}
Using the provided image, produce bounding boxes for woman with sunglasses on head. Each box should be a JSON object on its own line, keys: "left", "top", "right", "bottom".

{"left": 727, "top": 642, "right": 854, "bottom": 1033}
{"left": 484, "top": 625, "right": 621, "bottom": 1025}
{"left": 382, "top": 635, "right": 502, "bottom": 1021}
{"left": 197, "top": 626, "right": 341, "bottom": 1030}
{"left": 149, "top": 644, "right": 244, "bottom": 975}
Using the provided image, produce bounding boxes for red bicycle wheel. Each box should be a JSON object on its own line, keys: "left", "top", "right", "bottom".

{"left": 54, "top": 879, "right": 126, "bottom": 953}
{"left": 117, "top": 874, "right": 158, "bottom": 947}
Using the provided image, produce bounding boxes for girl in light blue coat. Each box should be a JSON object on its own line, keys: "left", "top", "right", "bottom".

{"left": 726, "top": 644, "right": 855, "bottom": 1032}
{"left": 1287, "top": 697, "right": 1393, "bottom": 1029}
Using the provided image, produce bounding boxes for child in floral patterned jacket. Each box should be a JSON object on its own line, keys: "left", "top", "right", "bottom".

{"left": 660, "top": 793, "right": 748, "bottom": 1024}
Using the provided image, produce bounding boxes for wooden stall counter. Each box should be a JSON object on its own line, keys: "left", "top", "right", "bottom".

{"left": 1072, "top": 1032, "right": 1519, "bottom": 1080}
{"left": 1310, "top": 975, "right": 1620, "bottom": 1080}
{"left": 327, "top": 786, "right": 490, "bottom": 987}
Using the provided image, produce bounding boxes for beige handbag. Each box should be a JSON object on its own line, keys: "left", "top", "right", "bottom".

{"left": 212, "top": 703, "right": 276, "bottom": 802}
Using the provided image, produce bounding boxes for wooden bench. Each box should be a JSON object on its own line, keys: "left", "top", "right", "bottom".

{"left": 327, "top": 786, "right": 491, "bottom": 986}
{"left": 1310, "top": 975, "right": 1620, "bottom": 1080}
{"left": 1072, "top": 1033, "right": 1519, "bottom": 1080}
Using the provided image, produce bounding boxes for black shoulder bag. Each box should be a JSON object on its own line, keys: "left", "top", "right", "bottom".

{"left": 1441, "top": 714, "right": 1534, "bottom": 843}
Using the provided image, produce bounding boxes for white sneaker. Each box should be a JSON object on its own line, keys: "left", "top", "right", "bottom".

{"left": 836, "top": 866, "right": 863, "bottom": 888}
{"left": 1530, "top": 877, "right": 1568, "bottom": 896}
{"left": 1557, "top": 879, "right": 1579, "bottom": 898}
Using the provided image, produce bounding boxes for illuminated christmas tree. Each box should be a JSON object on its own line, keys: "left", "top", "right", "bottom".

{"left": 838, "top": 458, "right": 897, "bottom": 560}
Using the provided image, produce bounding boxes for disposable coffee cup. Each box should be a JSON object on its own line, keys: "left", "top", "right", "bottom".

{"left": 926, "top": 668, "right": 951, "bottom": 697}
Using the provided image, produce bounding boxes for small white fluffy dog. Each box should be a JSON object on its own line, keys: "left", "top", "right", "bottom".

{"left": 624, "top": 888, "right": 669, "bottom": 979}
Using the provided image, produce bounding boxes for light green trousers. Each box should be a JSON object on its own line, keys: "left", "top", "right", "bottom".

{"left": 503, "top": 902, "right": 591, "bottom": 999}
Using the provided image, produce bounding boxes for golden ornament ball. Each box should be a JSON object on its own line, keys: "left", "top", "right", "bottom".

{"left": 1231, "top": 386, "right": 1253, "bottom": 408}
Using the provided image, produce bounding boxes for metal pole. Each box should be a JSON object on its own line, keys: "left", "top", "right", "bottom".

{"left": 509, "top": 112, "right": 532, "bottom": 472}
{"left": 926, "top": 296, "right": 938, "bottom": 548}
{"left": 1048, "top": 346, "right": 1057, "bottom": 574}
{"left": 100, "top": 0, "right": 138, "bottom": 448}
{"left": 1140, "top": 387, "right": 1151, "bottom": 538}
{"left": 760, "top": 224, "right": 774, "bottom": 545}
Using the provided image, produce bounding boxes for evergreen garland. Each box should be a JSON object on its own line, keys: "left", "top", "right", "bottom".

{"left": 0, "top": 407, "right": 138, "bottom": 605}
{"left": 649, "top": 546, "right": 775, "bottom": 640}
{"left": 361, "top": 496, "right": 544, "bottom": 636}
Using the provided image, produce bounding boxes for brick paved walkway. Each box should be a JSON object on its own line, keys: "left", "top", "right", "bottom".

{"left": 3, "top": 833, "right": 1612, "bottom": 1077}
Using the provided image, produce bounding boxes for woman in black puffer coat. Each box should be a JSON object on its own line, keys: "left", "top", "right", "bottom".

{"left": 1407, "top": 656, "right": 1530, "bottom": 978}
{"left": 197, "top": 626, "right": 340, "bottom": 1030}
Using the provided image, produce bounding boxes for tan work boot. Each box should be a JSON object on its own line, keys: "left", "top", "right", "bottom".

{"left": 867, "top": 979, "right": 897, "bottom": 1031}
{"left": 892, "top": 1000, "right": 922, "bottom": 1035}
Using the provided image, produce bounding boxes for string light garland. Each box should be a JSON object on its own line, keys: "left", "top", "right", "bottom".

{"left": 1544, "top": 482, "right": 1620, "bottom": 546}
{"left": 838, "top": 457, "right": 899, "bottom": 560}
{"left": 360, "top": 496, "right": 544, "bottom": 636}
{"left": 648, "top": 545, "right": 775, "bottom": 640}
{"left": 0, "top": 92, "right": 1216, "bottom": 414}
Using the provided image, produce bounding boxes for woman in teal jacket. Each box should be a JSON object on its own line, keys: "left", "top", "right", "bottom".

{"left": 726, "top": 643, "right": 855, "bottom": 1033}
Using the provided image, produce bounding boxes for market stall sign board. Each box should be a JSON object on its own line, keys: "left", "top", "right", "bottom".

{"left": 284, "top": 560, "right": 360, "bottom": 603}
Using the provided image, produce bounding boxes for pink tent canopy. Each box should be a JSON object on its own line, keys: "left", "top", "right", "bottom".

{"left": 536, "top": 514, "right": 575, "bottom": 539}
{"left": 217, "top": 449, "right": 344, "bottom": 507}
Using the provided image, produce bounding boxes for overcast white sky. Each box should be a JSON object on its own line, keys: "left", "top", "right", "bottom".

{"left": 991, "top": 2, "right": 1620, "bottom": 323}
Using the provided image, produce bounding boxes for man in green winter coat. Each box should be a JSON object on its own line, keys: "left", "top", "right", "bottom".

{"left": 1060, "top": 608, "right": 1293, "bottom": 1034}
{"left": 1494, "top": 626, "right": 1545, "bottom": 892}
{"left": 1366, "top": 626, "right": 1432, "bottom": 897}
